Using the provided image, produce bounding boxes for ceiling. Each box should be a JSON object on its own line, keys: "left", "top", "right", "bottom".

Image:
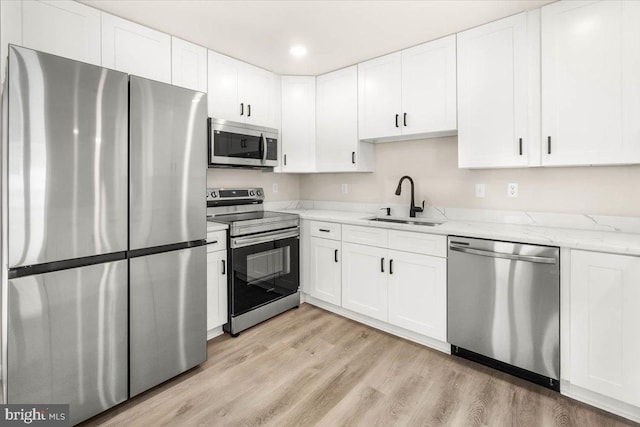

{"left": 82, "top": 0, "right": 553, "bottom": 75}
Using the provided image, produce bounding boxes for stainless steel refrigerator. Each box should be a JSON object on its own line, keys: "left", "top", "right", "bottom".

{"left": 1, "top": 46, "right": 207, "bottom": 424}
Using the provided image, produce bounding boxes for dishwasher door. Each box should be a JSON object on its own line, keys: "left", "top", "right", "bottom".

{"left": 448, "top": 236, "right": 560, "bottom": 384}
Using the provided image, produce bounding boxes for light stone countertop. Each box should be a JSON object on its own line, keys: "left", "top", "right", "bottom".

{"left": 206, "top": 221, "right": 229, "bottom": 233}
{"left": 277, "top": 208, "right": 640, "bottom": 256}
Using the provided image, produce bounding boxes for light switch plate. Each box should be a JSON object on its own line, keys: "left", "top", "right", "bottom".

{"left": 507, "top": 183, "right": 518, "bottom": 198}
{"left": 475, "top": 183, "right": 485, "bottom": 198}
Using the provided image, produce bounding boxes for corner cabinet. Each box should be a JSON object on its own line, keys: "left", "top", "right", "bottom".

{"left": 358, "top": 35, "right": 457, "bottom": 143}
{"left": 457, "top": 11, "right": 540, "bottom": 168}
{"left": 280, "top": 76, "right": 316, "bottom": 172}
{"left": 541, "top": 0, "right": 640, "bottom": 166}
{"left": 569, "top": 250, "right": 640, "bottom": 408}
{"left": 171, "top": 37, "right": 207, "bottom": 92}
{"left": 101, "top": 13, "right": 171, "bottom": 83}
{"left": 207, "top": 50, "right": 278, "bottom": 129}
{"left": 316, "top": 66, "right": 374, "bottom": 172}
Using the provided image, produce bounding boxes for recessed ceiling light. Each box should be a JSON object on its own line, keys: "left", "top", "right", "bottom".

{"left": 289, "top": 45, "right": 307, "bottom": 58}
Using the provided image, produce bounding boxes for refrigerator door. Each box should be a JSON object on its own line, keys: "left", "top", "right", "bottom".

{"left": 7, "top": 46, "right": 128, "bottom": 268}
{"left": 129, "top": 76, "right": 207, "bottom": 250}
{"left": 7, "top": 260, "right": 128, "bottom": 425}
{"left": 129, "top": 245, "right": 207, "bottom": 397}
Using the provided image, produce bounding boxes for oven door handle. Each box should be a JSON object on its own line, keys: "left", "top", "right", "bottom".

{"left": 231, "top": 227, "right": 300, "bottom": 248}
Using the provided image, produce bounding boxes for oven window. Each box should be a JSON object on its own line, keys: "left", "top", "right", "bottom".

{"left": 246, "top": 247, "right": 290, "bottom": 284}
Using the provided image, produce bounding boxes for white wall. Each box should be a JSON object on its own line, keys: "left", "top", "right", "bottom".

{"left": 299, "top": 137, "right": 640, "bottom": 217}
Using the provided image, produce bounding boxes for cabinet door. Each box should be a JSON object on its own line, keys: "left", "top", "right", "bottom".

{"left": 281, "top": 76, "right": 316, "bottom": 172}
{"left": 387, "top": 251, "right": 446, "bottom": 340}
{"left": 207, "top": 250, "right": 228, "bottom": 331}
{"left": 101, "top": 13, "right": 171, "bottom": 83}
{"left": 341, "top": 243, "right": 388, "bottom": 321}
{"left": 570, "top": 250, "right": 640, "bottom": 406}
{"left": 401, "top": 35, "right": 457, "bottom": 135}
{"left": 316, "top": 66, "right": 374, "bottom": 172}
{"left": 22, "top": 0, "right": 101, "bottom": 66}
{"left": 358, "top": 52, "right": 402, "bottom": 141}
{"left": 171, "top": 37, "right": 207, "bottom": 92}
{"left": 457, "top": 12, "right": 530, "bottom": 168}
{"left": 241, "top": 64, "right": 277, "bottom": 128}
{"left": 542, "top": 1, "right": 640, "bottom": 166}
{"left": 207, "top": 50, "right": 243, "bottom": 121}
{"left": 309, "top": 237, "right": 341, "bottom": 306}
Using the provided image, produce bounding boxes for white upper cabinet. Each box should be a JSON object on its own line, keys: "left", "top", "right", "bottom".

{"left": 207, "top": 50, "right": 277, "bottom": 128}
{"left": 101, "top": 13, "right": 171, "bottom": 83}
{"left": 1, "top": 0, "right": 101, "bottom": 79}
{"left": 358, "top": 35, "right": 457, "bottom": 143}
{"left": 570, "top": 250, "right": 640, "bottom": 406}
{"left": 316, "top": 66, "right": 374, "bottom": 172}
{"left": 280, "top": 76, "right": 316, "bottom": 172}
{"left": 358, "top": 52, "right": 403, "bottom": 141}
{"left": 457, "top": 12, "right": 538, "bottom": 168}
{"left": 401, "top": 35, "right": 457, "bottom": 137}
{"left": 171, "top": 37, "right": 207, "bottom": 92}
{"left": 541, "top": 0, "right": 640, "bottom": 166}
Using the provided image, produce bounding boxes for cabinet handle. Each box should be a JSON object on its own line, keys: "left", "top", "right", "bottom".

{"left": 519, "top": 138, "right": 523, "bottom": 156}
{"left": 547, "top": 136, "right": 551, "bottom": 154}
{"left": 221, "top": 260, "right": 226, "bottom": 275}
{"left": 403, "top": 113, "right": 407, "bottom": 127}
{"left": 390, "top": 259, "right": 393, "bottom": 275}
{"left": 395, "top": 114, "right": 399, "bottom": 128}
{"left": 334, "top": 249, "right": 339, "bottom": 263}
{"left": 248, "top": 104, "right": 251, "bottom": 117}
{"left": 240, "top": 103, "right": 244, "bottom": 116}
{"left": 381, "top": 257, "right": 385, "bottom": 273}
{"left": 319, "top": 228, "right": 330, "bottom": 233}
{"left": 352, "top": 151, "right": 356, "bottom": 164}
{"left": 284, "top": 154, "right": 287, "bottom": 166}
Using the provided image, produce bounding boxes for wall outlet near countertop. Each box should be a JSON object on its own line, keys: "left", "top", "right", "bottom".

{"left": 475, "top": 183, "right": 485, "bottom": 198}
{"left": 507, "top": 183, "right": 518, "bottom": 198}
{"left": 341, "top": 183, "right": 348, "bottom": 194}
{"left": 272, "top": 183, "right": 278, "bottom": 193}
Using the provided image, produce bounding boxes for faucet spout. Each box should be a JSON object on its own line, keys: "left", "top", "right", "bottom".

{"left": 395, "top": 175, "right": 423, "bottom": 218}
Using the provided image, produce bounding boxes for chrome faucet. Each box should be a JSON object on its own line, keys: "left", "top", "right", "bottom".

{"left": 395, "top": 176, "right": 424, "bottom": 218}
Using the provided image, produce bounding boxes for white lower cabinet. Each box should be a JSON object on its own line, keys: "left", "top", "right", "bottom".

{"left": 309, "top": 237, "right": 341, "bottom": 306}
{"left": 569, "top": 250, "right": 640, "bottom": 407}
{"left": 207, "top": 249, "right": 228, "bottom": 332}
{"left": 341, "top": 242, "right": 388, "bottom": 322}
{"left": 387, "top": 250, "right": 447, "bottom": 340}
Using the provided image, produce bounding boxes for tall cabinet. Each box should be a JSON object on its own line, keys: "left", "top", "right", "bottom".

{"left": 280, "top": 76, "right": 316, "bottom": 172}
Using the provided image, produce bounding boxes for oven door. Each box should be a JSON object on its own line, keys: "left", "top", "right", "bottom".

{"left": 229, "top": 232, "right": 299, "bottom": 316}
{"left": 209, "top": 122, "right": 278, "bottom": 168}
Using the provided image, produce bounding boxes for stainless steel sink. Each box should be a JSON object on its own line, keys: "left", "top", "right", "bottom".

{"left": 368, "top": 217, "right": 445, "bottom": 227}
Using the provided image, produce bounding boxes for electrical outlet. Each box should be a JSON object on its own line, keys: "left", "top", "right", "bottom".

{"left": 341, "top": 183, "right": 348, "bottom": 194}
{"left": 507, "top": 183, "right": 518, "bottom": 198}
{"left": 272, "top": 183, "right": 278, "bottom": 193}
{"left": 475, "top": 183, "right": 485, "bottom": 198}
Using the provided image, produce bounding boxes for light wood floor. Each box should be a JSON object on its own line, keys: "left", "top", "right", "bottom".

{"left": 82, "top": 304, "right": 637, "bottom": 427}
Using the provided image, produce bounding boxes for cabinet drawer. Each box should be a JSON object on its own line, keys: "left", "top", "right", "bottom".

{"left": 342, "top": 225, "right": 388, "bottom": 248}
{"left": 310, "top": 221, "right": 341, "bottom": 240}
{"left": 388, "top": 230, "right": 446, "bottom": 257}
{"left": 206, "top": 230, "right": 226, "bottom": 253}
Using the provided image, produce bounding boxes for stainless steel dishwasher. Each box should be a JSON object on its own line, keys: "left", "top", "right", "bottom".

{"left": 448, "top": 236, "right": 560, "bottom": 390}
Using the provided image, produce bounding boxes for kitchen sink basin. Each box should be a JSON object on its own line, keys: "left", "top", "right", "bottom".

{"left": 367, "top": 217, "right": 445, "bottom": 227}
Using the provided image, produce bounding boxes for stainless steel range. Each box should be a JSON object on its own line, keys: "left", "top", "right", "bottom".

{"left": 207, "top": 188, "right": 300, "bottom": 336}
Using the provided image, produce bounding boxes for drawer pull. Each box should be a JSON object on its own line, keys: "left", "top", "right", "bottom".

{"left": 207, "top": 240, "right": 218, "bottom": 245}
{"left": 319, "top": 228, "right": 331, "bottom": 233}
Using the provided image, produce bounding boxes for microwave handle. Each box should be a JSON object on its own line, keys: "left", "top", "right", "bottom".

{"left": 261, "top": 134, "right": 267, "bottom": 162}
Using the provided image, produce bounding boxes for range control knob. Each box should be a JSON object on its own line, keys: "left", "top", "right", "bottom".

{"left": 249, "top": 190, "right": 255, "bottom": 196}
{"left": 211, "top": 191, "right": 217, "bottom": 198}
{"left": 256, "top": 190, "right": 262, "bottom": 196}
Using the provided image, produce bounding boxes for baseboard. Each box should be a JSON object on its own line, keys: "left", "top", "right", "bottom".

{"left": 207, "top": 326, "right": 224, "bottom": 341}
{"left": 302, "top": 294, "right": 450, "bottom": 355}
{"left": 561, "top": 380, "right": 640, "bottom": 424}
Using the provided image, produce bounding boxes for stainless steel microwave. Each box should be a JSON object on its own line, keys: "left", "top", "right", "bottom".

{"left": 208, "top": 118, "right": 278, "bottom": 168}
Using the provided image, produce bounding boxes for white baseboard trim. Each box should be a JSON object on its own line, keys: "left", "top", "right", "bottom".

{"left": 302, "top": 294, "right": 450, "bottom": 355}
{"left": 561, "top": 380, "right": 640, "bottom": 424}
{"left": 207, "top": 326, "right": 224, "bottom": 341}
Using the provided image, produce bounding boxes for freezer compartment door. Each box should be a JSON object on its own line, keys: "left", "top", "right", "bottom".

{"left": 8, "top": 46, "right": 128, "bottom": 268}
{"left": 129, "top": 245, "right": 207, "bottom": 397}
{"left": 7, "top": 260, "right": 128, "bottom": 425}
{"left": 129, "top": 76, "right": 207, "bottom": 250}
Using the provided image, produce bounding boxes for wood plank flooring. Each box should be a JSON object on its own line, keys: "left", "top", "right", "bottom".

{"left": 82, "top": 304, "right": 637, "bottom": 427}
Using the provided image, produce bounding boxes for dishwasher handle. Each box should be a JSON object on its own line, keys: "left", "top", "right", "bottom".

{"left": 449, "top": 243, "right": 557, "bottom": 265}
